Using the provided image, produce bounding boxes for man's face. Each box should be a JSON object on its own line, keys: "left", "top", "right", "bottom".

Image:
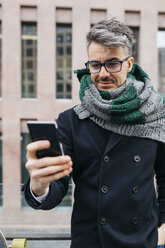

{"left": 88, "top": 42, "right": 134, "bottom": 91}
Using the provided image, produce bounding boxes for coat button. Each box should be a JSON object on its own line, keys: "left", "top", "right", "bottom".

{"left": 104, "top": 155, "right": 110, "bottom": 163}
{"left": 134, "top": 155, "right": 141, "bottom": 163}
{"left": 132, "top": 217, "right": 139, "bottom": 224}
{"left": 133, "top": 186, "right": 139, "bottom": 194}
{"left": 100, "top": 217, "right": 107, "bottom": 225}
{"left": 101, "top": 186, "right": 109, "bottom": 194}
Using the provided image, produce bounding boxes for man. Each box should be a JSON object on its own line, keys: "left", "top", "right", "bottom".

{"left": 24, "top": 19, "right": 165, "bottom": 248}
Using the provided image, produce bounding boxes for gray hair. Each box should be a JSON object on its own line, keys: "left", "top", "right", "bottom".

{"left": 86, "top": 18, "right": 134, "bottom": 56}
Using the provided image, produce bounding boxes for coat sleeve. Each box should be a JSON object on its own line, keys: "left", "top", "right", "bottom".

{"left": 155, "top": 141, "right": 165, "bottom": 226}
{"left": 23, "top": 110, "right": 75, "bottom": 210}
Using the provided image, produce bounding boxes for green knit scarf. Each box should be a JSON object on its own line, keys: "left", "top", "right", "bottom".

{"left": 74, "top": 64, "right": 165, "bottom": 143}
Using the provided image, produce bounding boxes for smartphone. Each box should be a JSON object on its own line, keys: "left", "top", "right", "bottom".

{"left": 27, "top": 121, "right": 64, "bottom": 158}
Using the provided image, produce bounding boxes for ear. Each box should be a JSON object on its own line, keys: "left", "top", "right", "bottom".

{"left": 127, "top": 57, "right": 134, "bottom": 73}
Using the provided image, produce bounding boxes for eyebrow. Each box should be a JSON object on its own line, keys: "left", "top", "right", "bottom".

{"left": 90, "top": 57, "right": 121, "bottom": 63}
{"left": 106, "top": 57, "right": 121, "bottom": 62}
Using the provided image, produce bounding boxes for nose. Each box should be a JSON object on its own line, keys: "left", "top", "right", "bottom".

{"left": 99, "top": 65, "right": 110, "bottom": 78}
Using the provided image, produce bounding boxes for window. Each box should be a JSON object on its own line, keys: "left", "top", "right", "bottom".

{"left": 21, "top": 22, "right": 37, "bottom": 98}
{"left": 57, "top": 35, "right": 63, "bottom": 43}
{"left": 26, "top": 48, "right": 33, "bottom": 57}
{"left": 131, "top": 27, "right": 139, "bottom": 63}
{"left": 158, "top": 30, "right": 165, "bottom": 94}
{"left": 28, "top": 84, "right": 35, "bottom": 93}
{"left": 67, "top": 83, "right": 71, "bottom": 92}
{"left": 57, "top": 83, "right": 63, "bottom": 92}
{"left": 66, "top": 47, "right": 71, "bottom": 55}
{"left": 57, "top": 58, "right": 63, "bottom": 68}
{"left": 57, "top": 47, "right": 64, "bottom": 56}
{"left": 67, "top": 58, "right": 71, "bottom": 67}
{"left": 66, "top": 72, "right": 71, "bottom": 80}
{"left": 27, "top": 61, "right": 33, "bottom": 69}
{"left": 21, "top": 132, "right": 31, "bottom": 208}
{"left": 57, "top": 71, "right": 63, "bottom": 80}
{"left": 66, "top": 34, "right": 71, "bottom": 42}
{"left": 56, "top": 24, "right": 72, "bottom": 99}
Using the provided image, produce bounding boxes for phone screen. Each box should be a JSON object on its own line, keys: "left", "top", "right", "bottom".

{"left": 27, "top": 121, "right": 64, "bottom": 158}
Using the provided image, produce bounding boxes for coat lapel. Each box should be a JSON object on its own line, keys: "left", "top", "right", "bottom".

{"left": 104, "top": 132, "right": 125, "bottom": 154}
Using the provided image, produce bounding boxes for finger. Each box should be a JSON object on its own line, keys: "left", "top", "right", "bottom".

{"left": 26, "top": 155, "right": 72, "bottom": 172}
{"left": 26, "top": 140, "right": 50, "bottom": 159}
{"left": 32, "top": 160, "right": 73, "bottom": 178}
{"left": 38, "top": 167, "right": 73, "bottom": 184}
{"left": 26, "top": 156, "right": 72, "bottom": 177}
{"left": 37, "top": 155, "right": 72, "bottom": 168}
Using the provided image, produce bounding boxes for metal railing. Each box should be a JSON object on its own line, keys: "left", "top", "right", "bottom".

{"left": 7, "top": 234, "right": 71, "bottom": 248}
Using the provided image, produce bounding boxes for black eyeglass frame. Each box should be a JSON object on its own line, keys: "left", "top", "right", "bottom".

{"left": 85, "top": 56, "right": 130, "bottom": 74}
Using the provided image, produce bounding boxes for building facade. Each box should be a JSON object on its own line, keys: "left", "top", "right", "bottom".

{"left": 0, "top": 0, "right": 165, "bottom": 236}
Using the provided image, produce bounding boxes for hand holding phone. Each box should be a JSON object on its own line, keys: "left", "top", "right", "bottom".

{"left": 27, "top": 121, "right": 64, "bottom": 158}
{"left": 26, "top": 121, "right": 72, "bottom": 197}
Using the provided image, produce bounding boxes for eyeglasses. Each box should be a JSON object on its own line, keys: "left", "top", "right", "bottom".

{"left": 85, "top": 56, "right": 130, "bottom": 74}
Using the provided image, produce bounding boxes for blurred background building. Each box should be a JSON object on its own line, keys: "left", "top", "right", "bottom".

{"left": 0, "top": 0, "right": 165, "bottom": 246}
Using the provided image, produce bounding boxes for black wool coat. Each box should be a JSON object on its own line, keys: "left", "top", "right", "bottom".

{"left": 24, "top": 107, "right": 165, "bottom": 248}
